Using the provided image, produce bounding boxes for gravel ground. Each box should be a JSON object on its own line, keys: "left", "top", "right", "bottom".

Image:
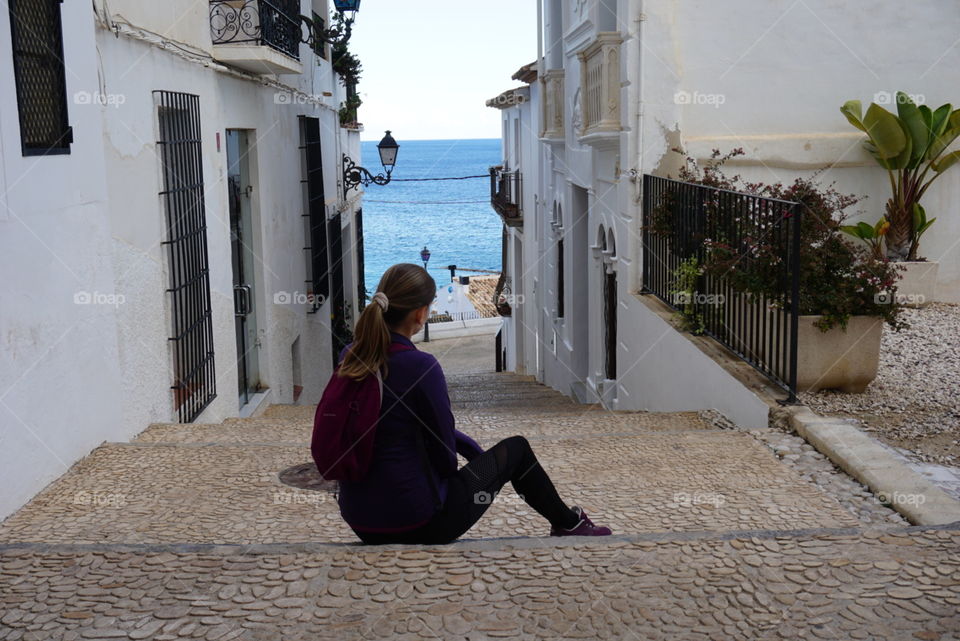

{"left": 698, "top": 410, "right": 909, "bottom": 527}
{"left": 799, "top": 303, "right": 960, "bottom": 467}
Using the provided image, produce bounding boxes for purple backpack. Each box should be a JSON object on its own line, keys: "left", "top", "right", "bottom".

{"left": 311, "top": 342, "right": 414, "bottom": 481}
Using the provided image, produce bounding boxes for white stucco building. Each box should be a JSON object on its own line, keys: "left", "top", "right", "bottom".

{"left": 488, "top": 0, "right": 960, "bottom": 425}
{"left": 0, "top": 0, "right": 367, "bottom": 519}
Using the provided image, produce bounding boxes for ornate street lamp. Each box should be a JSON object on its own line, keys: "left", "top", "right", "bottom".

{"left": 421, "top": 246, "right": 431, "bottom": 342}
{"left": 333, "top": 0, "right": 361, "bottom": 13}
{"left": 343, "top": 131, "right": 400, "bottom": 192}
{"left": 301, "top": 0, "right": 360, "bottom": 48}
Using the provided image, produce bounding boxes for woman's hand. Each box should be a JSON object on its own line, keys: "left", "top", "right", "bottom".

{"left": 454, "top": 429, "right": 484, "bottom": 462}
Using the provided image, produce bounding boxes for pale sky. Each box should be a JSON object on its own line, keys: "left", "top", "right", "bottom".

{"left": 348, "top": 0, "right": 539, "bottom": 141}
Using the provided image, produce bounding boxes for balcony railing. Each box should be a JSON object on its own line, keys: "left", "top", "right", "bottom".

{"left": 641, "top": 174, "right": 801, "bottom": 401}
{"left": 489, "top": 165, "right": 522, "bottom": 227}
{"left": 577, "top": 32, "right": 621, "bottom": 143}
{"left": 209, "top": 0, "right": 301, "bottom": 61}
{"left": 540, "top": 69, "right": 564, "bottom": 140}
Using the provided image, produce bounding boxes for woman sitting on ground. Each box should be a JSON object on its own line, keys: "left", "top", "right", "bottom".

{"left": 334, "top": 263, "right": 611, "bottom": 544}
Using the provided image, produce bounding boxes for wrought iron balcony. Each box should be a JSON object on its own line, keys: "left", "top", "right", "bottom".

{"left": 489, "top": 166, "right": 522, "bottom": 228}
{"left": 210, "top": 0, "right": 302, "bottom": 74}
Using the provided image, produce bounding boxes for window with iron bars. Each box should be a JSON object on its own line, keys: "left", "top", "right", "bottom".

{"left": 557, "top": 237, "right": 565, "bottom": 319}
{"left": 355, "top": 208, "right": 366, "bottom": 311}
{"left": 8, "top": 0, "right": 72, "bottom": 155}
{"left": 299, "top": 116, "right": 329, "bottom": 313}
{"left": 311, "top": 11, "right": 327, "bottom": 59}
{"left": 155, "top": 91, "right": 217, "bottom": 423}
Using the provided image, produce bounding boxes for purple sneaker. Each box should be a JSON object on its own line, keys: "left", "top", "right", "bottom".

{"left": 550, "top": 506, "right": 612, "bottom": 536}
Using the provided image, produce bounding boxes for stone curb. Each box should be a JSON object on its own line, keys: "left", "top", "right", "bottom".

{"left": 2, "top": 521, "right": 958, "bottom": 556}
{"left": 787, "top": 406, "right": 960, "bottom": 525}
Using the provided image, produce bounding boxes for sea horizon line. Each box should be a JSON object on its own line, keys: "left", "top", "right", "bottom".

{"left": 360, "top": 137, "right": 500, "bottom": 143}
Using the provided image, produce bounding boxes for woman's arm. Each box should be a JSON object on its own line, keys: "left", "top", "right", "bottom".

{"left": 416, "top": 354, "right": 459, "bottom": 477}
{"left": 454, "top": 429, "right": 484, "bottom": 462}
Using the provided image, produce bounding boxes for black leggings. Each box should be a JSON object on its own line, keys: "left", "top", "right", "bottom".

{"left": 353, "top": 435, "right": 579, "bottom": 544}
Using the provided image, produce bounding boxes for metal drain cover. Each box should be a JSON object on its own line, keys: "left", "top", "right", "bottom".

{"left": 278, "top": 463, "right": 338, "bottom": 492}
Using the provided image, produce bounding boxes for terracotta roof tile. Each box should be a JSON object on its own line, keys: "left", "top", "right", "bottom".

{"left": 463, "top": 275, "right": 500, "bottom": 318}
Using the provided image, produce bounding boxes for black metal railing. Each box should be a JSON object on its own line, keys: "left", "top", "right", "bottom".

{"left": 490, "top": 166, "right": 522, "bottom": 226}
{"left": 155, "top": 91, "right": 217, "bottom": 422}
{"left": 209, "top": 0, "right": 301, "bottom": 60}
{"left": 427, "top": 310, "right": 491, "bottom": 324}
{"left": 641, "top": 175, "right": 801, "bottom": 401}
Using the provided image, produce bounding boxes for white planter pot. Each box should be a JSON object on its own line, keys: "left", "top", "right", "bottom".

{"left": 895, "top": 260, "right": 938, "bottom": 307}
{"left": 797, "top": 315, "right": 883, "bottom": 393}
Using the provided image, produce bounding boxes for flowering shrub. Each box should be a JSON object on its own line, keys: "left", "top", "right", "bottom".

{"left": 651, "top": 148, "right": 905, "bottom": 332}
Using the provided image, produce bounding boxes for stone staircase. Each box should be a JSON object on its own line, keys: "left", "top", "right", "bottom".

{"left": 1, "top": 369, "right": 959, "bottom": 640}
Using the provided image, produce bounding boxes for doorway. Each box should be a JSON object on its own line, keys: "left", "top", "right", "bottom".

{"left": 226, "top": 129, "right": 261, "bottom": 407}
{"left": 603, "top": 266, "right": 617, "bottom": 381}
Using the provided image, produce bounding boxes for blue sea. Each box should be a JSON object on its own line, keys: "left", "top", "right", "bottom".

{"left": 358, "top": 138, "right": 503, "bottom": 293}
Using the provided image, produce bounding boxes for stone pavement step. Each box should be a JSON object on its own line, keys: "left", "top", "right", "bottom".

{"left": 455, "top": 409, "right": 714, "bottom": 436}
{"left": 261, "top": 393, "right": 584, "bottom": 415}
{"left": 445, "top": 372, "right": 538, "bottom": 385}
{"left": 133, "top": 410, "right": 714, "bottom": 445}
{"left": 1, "top": 523, "right": 958, "bottom": 640}
{"left": 259, "top": 372, "right": 577, "bottom": 420}
{"left": 0, "top": 427, "right": 857, "bottom": 545}
{"left": 4, "top": 342, "right": 959, "bottom": 639}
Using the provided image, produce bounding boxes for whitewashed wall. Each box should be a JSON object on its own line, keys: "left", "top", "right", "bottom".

{"left": 0, "top": 2, "right": 123, "bottom": 520}
{"left": 0, "top": 0, "right": 357, "bottom": 520}
{"left": 639, "top": 0, "right": 960, "bottom": 301}
{"left": 520, "top": 82, "right": 541, "bottom": 375}
{"left": 495, "top": 83, "right": 540, "bottom": 375}
{"left": 503, "top": 0, "right": 772, "bottom": 423}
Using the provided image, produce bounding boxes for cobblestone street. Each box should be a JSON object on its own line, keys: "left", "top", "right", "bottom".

{"left": 2, "top": 337, "right": 959, "bottom": 640}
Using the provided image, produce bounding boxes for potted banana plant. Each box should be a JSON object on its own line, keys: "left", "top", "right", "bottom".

{"left": 840, "top": 92, "right": 960, "bottom": 306}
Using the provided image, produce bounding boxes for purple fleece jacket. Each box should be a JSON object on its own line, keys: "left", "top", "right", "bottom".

{"left": 335, "top": 332, "right": 485, "bottom": 532}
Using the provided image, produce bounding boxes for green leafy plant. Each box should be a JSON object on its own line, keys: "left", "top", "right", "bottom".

{"left": 330, "top": 13, "right": 362, "bottom": 127}
{"left": 669, "top": 257, "right": 706, "bottom": 335}
{"left": 331, "top": 17, "right": 362, "bottom": 87}
{"left": 840, "top": 92, "right": 960, "bottom": 260}
{"left": 839, "top": 217, "right": 889, "bottom": 260}
{"left": 338, "top": 92, "right": 362, "bottom": 127}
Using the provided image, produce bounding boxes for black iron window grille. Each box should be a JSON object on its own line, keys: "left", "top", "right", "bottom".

{"left": 328, "top": 212, "right": 348, "bottom": 369}
{"left": 209, "top": 0, "right": 301, "bottom": 60}
{"left": 355, "top": 208, "right": 366, "bottom": 310}
{"left": 603, "top": 267, "right": 617, "bottom": 380}
{"left": 310, "top": 11, "right": 327, "bottom": 59}
{"left": 155, "top": 91, "right": 217, "bottom": 423}
{"left": 494, "top": 226, "right": 511, "bottom": 317}
{"left": 299, "top": 116, "right": 329, "bottom": 314}
{"left": 641, "top": 174, "right": 801, "bottom": 401}
{"left": 556, "top": 237, "right": 565, "bottom": 319}
{"left": 8, "top": 0, "right": 72, "bottom": 155}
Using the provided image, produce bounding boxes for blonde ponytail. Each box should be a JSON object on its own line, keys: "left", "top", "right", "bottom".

{"left": 338, "top": 263, "right": 435, "bottom": 380}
